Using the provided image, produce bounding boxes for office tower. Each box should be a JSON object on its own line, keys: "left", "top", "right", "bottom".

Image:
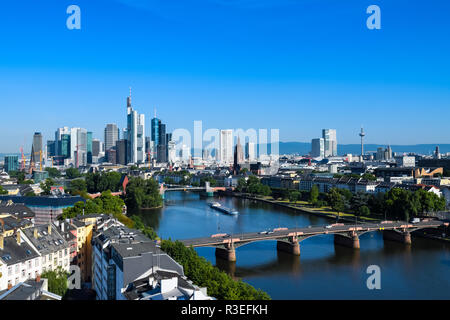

{"left": 311, "top": 138, "right": 325, "bottom": 158}
{"left": 126, "top": 90, "right": 146, "bottom": 164}
{"left": 55, "top": 127, "right": 70, "bottom": 156}
{"left": 116, "top": 139, "right": 128, "bottom": 165}
{"left": 70, "top": 127, "right": 88, "bottom": 167}
{"left": 157, "top": 123, "right": 167, "bottom": 163}
{"left": 31, "top": 132, "right": 43, "bottom": 164}
{"left": 386, "top": 145, "right": 392, "bottom": 160}
{"left": 376, "top": 147, "right": 385, "bottom": 161}
{"left": 322, "top": 129, "right": 337, "bottom": 157}
{"left": 4, "top": 155, "right": 19, "bottom": 172}
{"left": 47, "top": 140, "right": 56, "bottom": 157}
{"left": 168, "top": 140, "right": 176, "bottom": 163}
{"left": 106, "top": 149, "right": 117, "bottom": 165}
{"left": 87, "top": 132, "right": 93, "bottom": 164}
{"left": 92, "top": 139, "right": 101, "bottom": 157}
{"left": 245, "top": 142, "right": 257, "bottom": 162}
{"left": 104, "top": 124, "right": 119, "bottom": 151}
{"left": 220, "top": 130, "right": 233, "bottom": 165}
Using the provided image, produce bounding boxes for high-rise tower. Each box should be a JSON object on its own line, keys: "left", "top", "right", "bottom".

{"left": 359, "top": 127, "right": 365, "bottom": 159}
{"left": 126, "top": 88, "right": 146, "bottom": 164}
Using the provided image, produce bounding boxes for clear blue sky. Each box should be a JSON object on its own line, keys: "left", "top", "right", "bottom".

{"left": 0, "top": 0, "right": 449, "bottom": 153}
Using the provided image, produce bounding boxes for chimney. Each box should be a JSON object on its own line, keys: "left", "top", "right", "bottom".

{"left": 34, "top": 228, "right": 38, "bottom": 239}
{"left": 36, "top": 274, "right": 41, "bottom": 283}
{"left": 7, "top": 283, "right": 12, "bottom": 290}
{"left": 0, "top": 235, "right": 3, "bottom": 250}
{"left": 48, "top": 224, "right": 51, "bottom": 235}
{"left": 16, "top": 230, "right": 21, "bottom": 244}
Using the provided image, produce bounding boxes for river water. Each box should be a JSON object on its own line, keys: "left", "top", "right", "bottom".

{"left": 134, "top": 191, "right": 450, "bottom": 299}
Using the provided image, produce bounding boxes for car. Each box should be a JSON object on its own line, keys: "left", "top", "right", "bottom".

{"left": 325, "top": 225, "right": 333, "bottom": 229}
{"left": 267, "top": 231, "right": 274, "bottom": 234}
{"left": 411, "top": 218, "right": 420, "bottom": 224}
{"left": 258, "top": 231, "right": 268, "bottom": 235}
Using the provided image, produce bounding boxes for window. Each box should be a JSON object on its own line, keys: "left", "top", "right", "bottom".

{"left": 15, "top": 264, "right": 19, "bottom": 274}
{"left": 54, "top": 258, "right": 57, "bottom": 266}
{"left": 28, "top": 261, "right": 32, "bottom": 269}
{"left": 7, "top": 266, "right": 12, "bottom": 276}
{"left": 14, "top": 277, "right": 18, "bottom": 285}
{"left": 35, "top": 258, "right": 39, "bottom": 267}
{"left": 59, "top": 251, "right": 62, "bottom": 258}
{"left": 42, "top": 256, "right": 46, "bottom": 263}
{"left": 22, "top": 269, "right": 25, "bottom": 277}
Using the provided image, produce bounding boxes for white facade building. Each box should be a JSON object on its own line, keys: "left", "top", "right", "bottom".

{"left": 219, "top": 130, "right": 233, "bottom": 165}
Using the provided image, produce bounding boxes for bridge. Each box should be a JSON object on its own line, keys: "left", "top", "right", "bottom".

{"left": 180, "top": 220, "right": 449, "bottom": 261}
{"left": 159, "top": 182, "right": 227, "bottom": 198}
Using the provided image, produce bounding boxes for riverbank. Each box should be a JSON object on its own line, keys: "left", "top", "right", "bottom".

{"left": 220, "top": 191, "right": 380, "bottom": 224}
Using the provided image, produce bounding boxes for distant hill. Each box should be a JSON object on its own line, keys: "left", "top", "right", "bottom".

{"left": 276, "top": 142, "right": 450, "bottom": 156}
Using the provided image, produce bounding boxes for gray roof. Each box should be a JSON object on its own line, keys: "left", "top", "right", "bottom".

{"left": 22, "top": 224, "right": 69, "bottom": 255}
{"left": 0, "top": 202, "right": 35, "bottom": 219}
{"left": 0, "top": 279, "right": 45, "bottom": 300}
{"left": 0, "top": 235, "right": 39, "bottom": 266}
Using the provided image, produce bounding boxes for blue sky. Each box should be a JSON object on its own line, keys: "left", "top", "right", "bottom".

{"left": 0, "top": 0, "right": 449, "bottom": 153}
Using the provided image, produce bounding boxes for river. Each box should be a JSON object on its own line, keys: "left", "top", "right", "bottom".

{"left": 133, "top": 191, "right": 450, "bottom": 299}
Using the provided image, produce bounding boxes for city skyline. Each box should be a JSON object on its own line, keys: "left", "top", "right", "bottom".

{"left": 1, "top": 1, "right": 450, "bottom": 152}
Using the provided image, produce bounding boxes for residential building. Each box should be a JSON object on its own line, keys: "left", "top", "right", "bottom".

{"left": 92, "top": 223, "right": 184, "bottom": 300}
{"left": 123, "top": 268, "right": 213, "bottom": 300}
{"left": 0, "top": 278, "right": 61, "bottom": 300}
{"left": 21, "top": 223, "right": 71, "bottom": 274}
{"left": 0, "top": 230, "right": 41, "bottom": 290}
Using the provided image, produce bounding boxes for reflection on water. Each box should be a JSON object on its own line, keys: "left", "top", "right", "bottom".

{"left": 133, "top": 191, "right": 450, "bottom": 299}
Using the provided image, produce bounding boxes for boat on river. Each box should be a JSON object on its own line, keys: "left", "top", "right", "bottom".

{"left": 209, "top": 202, "right": 239, "bottom": 215}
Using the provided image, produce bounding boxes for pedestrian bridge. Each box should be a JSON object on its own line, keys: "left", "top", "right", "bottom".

{"left": 179, "top": 220, "right": 449, "bottom": 261}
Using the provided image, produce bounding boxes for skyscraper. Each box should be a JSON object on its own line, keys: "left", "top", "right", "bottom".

{"left": 87, "top": 132, "right": 93, "bottom": 164}
{"left": 126, "top": 90, "right": 146, "bottom": 164}
{"left": 219, "top": 130, "right": 233, "bottom": 165}
{"left": 245, "top": 142, "right": 257, "bottom": 162}
{"left": 233, "top": 137, "right": 244, "bottom": 174}
{"left": 70, "top": 127, "right": 88, "bottom": 167}
{"left": 322, "top": 129, "right": 337, "bottom": 157}
{"left": 31, "top": 132, "right": 43, "bottom": 164}
{"left": 4, "top": 155, "right": 19, "bottom": 173}
{"left": 104, "top": 124, "right": 119, "bottom": 151}
{"left": 311, "top": 138, "right": 325, "bottom": 158}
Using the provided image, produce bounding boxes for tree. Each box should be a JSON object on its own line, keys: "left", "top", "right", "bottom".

{"left": 361, "top": 173, "right": 377, "bottom": 181}
{"left": 45, "top": 167, "right": 61, "bottom": 178}
{"left": 41, "top": 266, "right": 69, "bottom": 297}
{"left": 309, "top": 185, "right": 319, "bottom": 206}
{"left": 289, "top": 191, "right": 300, "bottom": 203}
{"left": 40, "top": 178, "right": 55, "bottom": 195}
{"left": 0, "top": 186, "right": 8, "bottom": 195}
{"left": 68, "top": 179, "right": 87, "bottom": 195}
{"left": 65, "top": 168, "right": 81, "bottom": 179}
{"left": 236, "top": 178, "right": 247, "bottom": 193}
{"left": 328, "top": 188, "right": 345, "bottom": 220}
{"left": 124, "top": 177, "right": 163, "bottom": 211}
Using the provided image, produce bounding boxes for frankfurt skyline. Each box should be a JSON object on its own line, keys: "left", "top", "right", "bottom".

{"left": 1, "top": 0, "right": 450, "bottom": 152}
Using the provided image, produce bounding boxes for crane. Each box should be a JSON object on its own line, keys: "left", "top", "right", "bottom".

{"left": 29, "top": 150, "right": 43, "bottom": 173}
{"left": 20, "top": 147, "right": 26, "bottom": 171}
